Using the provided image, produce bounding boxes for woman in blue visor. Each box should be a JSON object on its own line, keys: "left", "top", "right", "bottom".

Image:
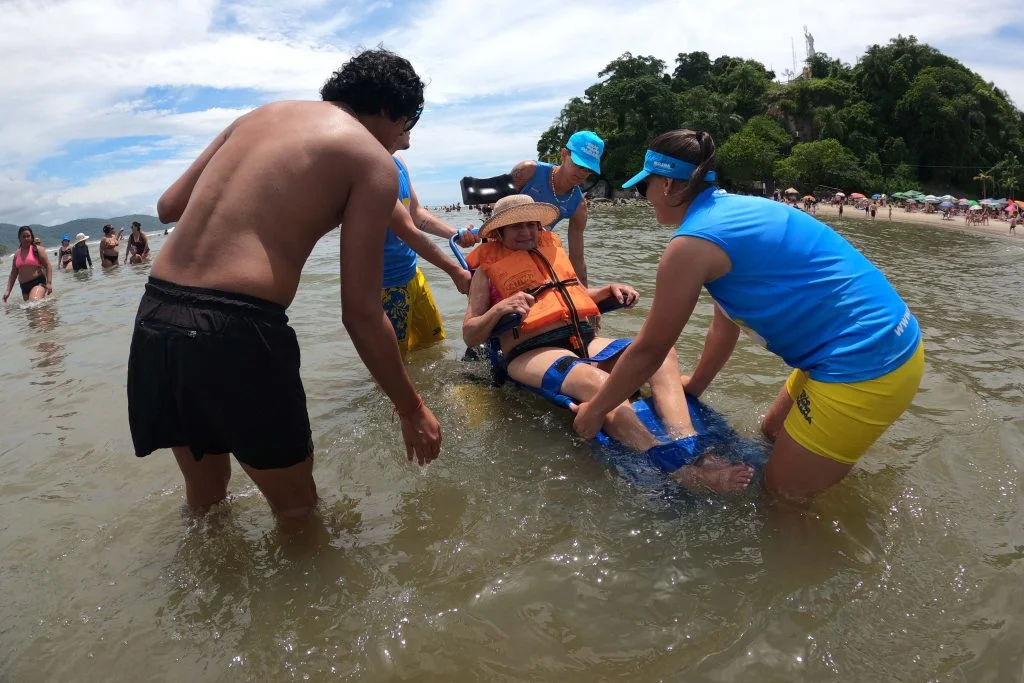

{"left": 572, "top": 129, "right": 924, "bottom": 498}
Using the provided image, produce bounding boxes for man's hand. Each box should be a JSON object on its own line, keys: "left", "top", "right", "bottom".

{"left": 570, "top": 400, "right": 606, "bottom": 441}
{"left": 399, "top": 400, "right": 442, "bottom": 466}
{"left": 456, "top": 228, "right": 481, "bottom": 248}
{"left": 494, "top": 292, "right": 534, "bottom": 318}
{"left": 608, "top": 283, "right": 639, "bottom": 308}
{"left": 451, "top": 268, "right": 472, "bottom": 295}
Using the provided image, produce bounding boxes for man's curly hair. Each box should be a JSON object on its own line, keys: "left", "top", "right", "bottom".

{"left": 321, "top": 48, "right": 424, "bottom": 121}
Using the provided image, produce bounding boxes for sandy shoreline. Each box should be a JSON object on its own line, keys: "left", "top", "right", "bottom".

{"left": 814, "top": 203, "right": 1021, "bottom": 241}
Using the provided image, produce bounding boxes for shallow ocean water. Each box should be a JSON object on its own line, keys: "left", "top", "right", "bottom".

{"left": 1, "top": 207, "right": 1022, "bottom": 682}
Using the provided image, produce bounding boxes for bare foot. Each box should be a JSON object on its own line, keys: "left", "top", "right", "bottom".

{"left": 698, "top": 454, "right": 731, "bottom": 469}
{"left": 672, "top": 462, "right": 754, "bottom": 494}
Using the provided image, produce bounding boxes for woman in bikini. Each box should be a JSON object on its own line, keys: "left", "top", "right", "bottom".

{"left": 100, "top": 225, "right": 123, "bottom": 267}
{"left": 3, "top": 226, "right": 53, "bottom": 302}
{"left": 125, "top": 221, "right": 150, "bottom": 264}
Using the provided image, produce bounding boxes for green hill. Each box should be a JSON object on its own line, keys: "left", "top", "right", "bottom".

{"left": 0, "top": 215, "right": 166, "bottom": 251}
{"left": 538, "top": 35, "right": 1023, "bottom": 198}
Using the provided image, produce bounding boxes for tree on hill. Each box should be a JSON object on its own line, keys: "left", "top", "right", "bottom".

{"left": 536, "top": 36, "right": 1024, "bottom": 196}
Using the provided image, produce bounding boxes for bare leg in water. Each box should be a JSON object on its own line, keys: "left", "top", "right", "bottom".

{"left": 173, "top": 447, "right": 319, "bottom": 531}
{"left": 512, "top": 344, "right": 753, "bottom": 494}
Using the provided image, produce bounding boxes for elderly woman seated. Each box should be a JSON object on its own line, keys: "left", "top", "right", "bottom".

{"left": 462, "top": 195, "right": 752, "bottom": 494}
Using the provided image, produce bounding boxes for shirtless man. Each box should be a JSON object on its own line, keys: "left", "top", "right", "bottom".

{"left": 509, "top": 131, "right": 604, "bottom": 285}
{"left": 127, "top": 49, "right": 441, "bottom": 521}
{"left": 100, "top": 225, "right": 122, "bottom": 267}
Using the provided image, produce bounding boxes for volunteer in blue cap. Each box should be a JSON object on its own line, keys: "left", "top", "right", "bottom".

{"left": 509, "top": 130, "right": 604, "bottom": 285}
{"left": 56, "top": 234, "right": 74, "bottom": 270}
{"left": 571, "top": 128, "right": 925, "bottom": 499}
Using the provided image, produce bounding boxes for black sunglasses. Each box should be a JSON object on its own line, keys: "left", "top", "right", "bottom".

{"left": 404, "top": 105, "right": 423, "bottom": 132}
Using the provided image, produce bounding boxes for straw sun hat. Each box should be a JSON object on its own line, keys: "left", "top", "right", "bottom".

{"left": 74, "top": 232, "right": 89, "bottom": 245}
{"left": 479, "top": 194, "right": 559, "bottom": 238}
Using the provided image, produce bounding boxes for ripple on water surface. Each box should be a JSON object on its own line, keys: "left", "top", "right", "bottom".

{"left": 1, "top": 212, "right": 1022, "bottom": 681}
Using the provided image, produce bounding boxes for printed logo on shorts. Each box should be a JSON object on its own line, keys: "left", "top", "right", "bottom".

{"left": 796, "top": 389, "right": 813, "bottom": 424}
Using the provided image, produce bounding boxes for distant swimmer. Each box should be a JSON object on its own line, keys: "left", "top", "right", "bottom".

{"left": 509, "top": 131, "right": 604, "bottom": 285}
{"left": 379, "top": 128, "right": 478, "bottom": 354}
{"left": 125, "top": 221, "right": 150, "bottom": 263}
{"left": 100, "top": 225, "right": 122, "bottom": 267}
{"left": 56, "top": 234, "right": 73, "bottom": 271}
{"left": 127, "top": 49, "right": 441, "bottom": 522}
{"left": 70, "top": 233, "right": 92, "bottom": 272}
{"left": 573, "top": 129, "right": 924, "bottom": 499}
{"left": 3, "top": 226, "right": 52, "bottom": 302}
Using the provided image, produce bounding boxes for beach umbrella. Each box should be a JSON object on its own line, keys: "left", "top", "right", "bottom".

{"left": 957, "top": 198, "right": 969, "bottom": 205}
{"left": 969, "top": 205, "right": 983, "bottom": 211}
{"left": 871, "top": 193, "right": 882, "bottom": 199}
{"left": 802, "top": 195, "right": 815, "bottom": 201}
{"left": 967, "top": 200, "right": 979, "bottom": 206}
{"left": 1006, "top": 203, "right": 1018, "bottom": 213}
{"left": 904, "top": 190, "right": 922, "bottom": 196}
{"left": 940, "top": 194, "right": 954, "bottom": 201}
{"left": 939, "top": 201, "right": 954, "bottom": 208}
{"left": 785, "top": 187, "right": 799, "bottom": 195}
{"left": 850, "top": 192, "right": 866, "bottom": 199}
{"left": 1016, "top": 200, "right": 1024, "bottom": 210}
{"left": 834, "top": 191, "right": 846, "bottom": 198}
{"left": 924, "top": 195, "right": 939, "bottom": 203}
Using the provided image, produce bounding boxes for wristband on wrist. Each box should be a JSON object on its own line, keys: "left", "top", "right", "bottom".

{"left": 393, "top": 395, "right": 424, "bottom": 420}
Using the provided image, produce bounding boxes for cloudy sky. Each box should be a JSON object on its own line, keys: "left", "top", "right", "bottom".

{"left": 1, "top": 0, "right": 1021, "bottom": 225}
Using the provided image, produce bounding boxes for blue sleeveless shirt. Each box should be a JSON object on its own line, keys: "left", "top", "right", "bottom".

{"left": 519, "top": 162, "right": 583, "bottom": 227}
{"left": 381, "top": 157, "right": 417, "bottom": 288}
{"left": 673, "top": 188, "right": 921, "bottom": 383}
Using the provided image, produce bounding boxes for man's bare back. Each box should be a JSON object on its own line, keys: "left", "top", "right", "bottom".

{"left": 129, "top": 49, "right": 441, "bottom": 524}
{"left": 153, "top": 100, "right": 398, "bottom": 308}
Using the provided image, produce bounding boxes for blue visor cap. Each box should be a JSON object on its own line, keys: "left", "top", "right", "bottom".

{"left": 622, "top": 149, "right": 717, "bottom": 188}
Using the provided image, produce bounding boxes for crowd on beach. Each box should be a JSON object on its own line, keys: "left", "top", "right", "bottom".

{"left": 3, "top": 221, "right": 151, "bottom": 303}
{"left": 3, "top": 49, "right": 931, "bottom": 533}
{"left": 769, "top": 186, "right": 1022, "bottom": 234}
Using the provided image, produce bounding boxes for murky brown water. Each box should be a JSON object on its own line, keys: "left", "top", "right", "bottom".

{"left": 1, "top": 208, "right": 1022, "bottom": 682}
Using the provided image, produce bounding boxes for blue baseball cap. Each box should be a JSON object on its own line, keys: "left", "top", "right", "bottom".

{"left": 622, "top": 149, "right": 717, "bottom": 188}
{"left": 62, "top": 233, "right": 71, "bottom": 241}
{"left": 565, "top": 131, "right": 604, "bottom": 174}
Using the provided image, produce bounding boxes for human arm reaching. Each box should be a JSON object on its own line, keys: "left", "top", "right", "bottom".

{"left": 681, "top": 303, "right": 740, "bottom": 397}
{"left": 340, "top": 156, "right": 442, "bottom": 465}
{"left": 572, "top": 236, "right": 730, "bottom": 439}
{"left": 389, "top": 200, "right": 471, "bottom": 294}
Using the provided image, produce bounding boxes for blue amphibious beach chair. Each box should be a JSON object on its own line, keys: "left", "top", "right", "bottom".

{"left": 447, "top": 201, "right": 768, "bottom": 483}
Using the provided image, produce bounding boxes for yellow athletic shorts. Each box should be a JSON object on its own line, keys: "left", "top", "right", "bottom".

{"left": 783, "top": 340, "right": 925, "bottom": 465}
{"left": 381, "top": 267, "right": 445, "bottom": 353}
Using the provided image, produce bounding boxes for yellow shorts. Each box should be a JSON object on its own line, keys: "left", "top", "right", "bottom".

{"left": 783, "top": 340, "right": 925, "bottom": 465}
{"left": 381, "top": 267, "right": 445, "bottom": 353}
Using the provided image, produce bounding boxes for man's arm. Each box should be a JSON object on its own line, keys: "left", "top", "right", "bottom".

{"left": 340, "top": 161, "right": 418, "bottom": 409}
{"left": 389, "top": 200, "right": 470, "bottom": 293}
{"left": 156, "top": 121, "right": 235, "bottom": 223}
{"left": 510, "top": 160, "right": 537, "bottom": 191}
{"left": 567, "top": 199, "right": 588, "bottom": 286}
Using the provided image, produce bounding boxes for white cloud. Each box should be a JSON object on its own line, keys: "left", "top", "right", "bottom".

{"left": 0, "top": 0, "right": 1021, "bottom": 222}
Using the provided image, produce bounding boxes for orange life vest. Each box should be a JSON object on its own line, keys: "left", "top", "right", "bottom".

{"left": 467, "top": 231, "right": 599, "bottom": 334}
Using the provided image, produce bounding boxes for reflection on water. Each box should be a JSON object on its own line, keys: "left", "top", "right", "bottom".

{"left": 0, "top": 215, "right": 1022, "bottom": 681}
